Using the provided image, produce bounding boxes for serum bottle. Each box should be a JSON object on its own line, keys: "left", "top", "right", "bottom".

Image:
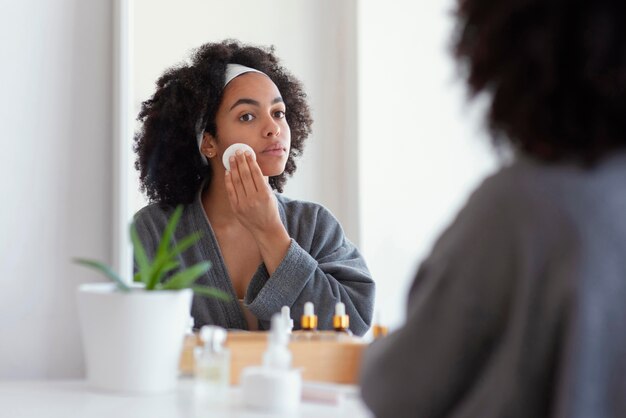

{"left": 240, "top": 313, "right": 302, "bottom": 413}
{"left": 372, "top": 311, "right": 389, "bottom": 339}
{"left": 301, "top": 301, "right": 318, "bottom": 332}
{"left": 281, "top": 305, "right": 294, "bottom": 334}
{"left": 194, "top": 325, "right": 230, "bottom": 398}
{"left": 333, "top": 302, "right": 352, "bottom": 335}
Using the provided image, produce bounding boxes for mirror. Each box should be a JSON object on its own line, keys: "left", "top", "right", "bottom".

{"left": 131, "top": 0, "right": 359, "bottom": 231}
{"left": 119, "top": 0, "right": 497, "bottom": 328}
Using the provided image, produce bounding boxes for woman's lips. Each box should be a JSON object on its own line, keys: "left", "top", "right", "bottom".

{"left": 261, "top": 147, "right": 286, "bottom": 157}
{"left": 261, "top": 144, "right": 287, "bottom": 156}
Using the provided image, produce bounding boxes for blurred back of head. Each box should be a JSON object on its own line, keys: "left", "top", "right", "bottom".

{"left": 454, "top": 0, "right": 626, "bottom": 163}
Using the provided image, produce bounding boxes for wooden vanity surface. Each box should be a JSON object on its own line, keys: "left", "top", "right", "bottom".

{"left": 180, "top": 330, "right": 367, "bottom": 384}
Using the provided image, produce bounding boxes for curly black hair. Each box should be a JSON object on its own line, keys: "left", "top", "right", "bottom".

{"left": 134, "top": 40, "right": 313, "bottom": 205}
{"left": 453, "top": 0, "right": 626, "bottom": 163}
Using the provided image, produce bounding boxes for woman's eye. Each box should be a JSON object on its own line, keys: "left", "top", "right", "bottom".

{"left": 239, "top": 113, "right": 255, "bottom": 122}
{"left": 274, "top": 110, "right": 286, "bottom": 119}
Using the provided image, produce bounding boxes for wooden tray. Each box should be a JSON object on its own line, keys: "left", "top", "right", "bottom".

{"left": 180, "top": 331, "right": 367, "bottom": 385}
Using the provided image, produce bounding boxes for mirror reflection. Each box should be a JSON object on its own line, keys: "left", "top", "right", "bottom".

{"left": 133, "top": 40, "right": 375, "bottom": 333}
{"left": 131, "top": 0, "right": 496, "bottom": 331}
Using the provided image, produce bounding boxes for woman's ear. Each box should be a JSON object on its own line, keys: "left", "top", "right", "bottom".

{"left": 201, "top": 133, "right": 218, "bottom": 159}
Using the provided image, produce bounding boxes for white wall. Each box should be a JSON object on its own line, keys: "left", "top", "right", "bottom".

{"left": 131, "top": 0, "right": 361, "bottom": 243}
{"left": 358, "top": 1, "right": 498, "bottom": 329}
{"left": 0, "top": 0, "right": 113, "bottom": 378}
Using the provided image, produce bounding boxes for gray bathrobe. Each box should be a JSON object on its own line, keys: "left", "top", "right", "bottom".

{"left": 134, "top": 192, "right": 375, "bottom": 336}
{"left": 360, "top": 154, "right": 626, "bottom": 417}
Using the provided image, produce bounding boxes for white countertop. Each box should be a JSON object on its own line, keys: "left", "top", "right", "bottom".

{"left": 0, "top": 379, "right": 373, "bottom": 418}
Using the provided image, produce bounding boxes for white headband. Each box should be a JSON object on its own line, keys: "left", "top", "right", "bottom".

{"left": 223, "top": 63, "right": 265, "bottom": 87}
{"left": 196, "top": 64, "right": 267, "bottom": 164}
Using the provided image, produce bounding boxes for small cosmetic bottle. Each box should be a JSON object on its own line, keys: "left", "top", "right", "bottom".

{"left": 281, "top": 306, "right": 294, "bottom": 334}
{"left": 240, "top": 314, "right": 302, "bottom": 413}
{"left": 372, "top": 311, "right": 389, "bottom": 339}
{"left": 301, "top": 301, "right": 318, "bottom": 332}
{"left": 186, "top": 315, "right": 195, "bottom": 336}
{"left": 194, "top": 325, "right": 230, "bottom": 399}
{"left": 333, "top": 302, "right": 352, "bottom": 335}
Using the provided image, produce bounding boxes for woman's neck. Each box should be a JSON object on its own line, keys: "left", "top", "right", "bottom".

{"left": 201, "top": 172, "right": 235, "bottom": 227}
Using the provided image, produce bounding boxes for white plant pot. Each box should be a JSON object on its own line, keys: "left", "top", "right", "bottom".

{"left": 77, "top": 283, "right": 192, "bottom": 394}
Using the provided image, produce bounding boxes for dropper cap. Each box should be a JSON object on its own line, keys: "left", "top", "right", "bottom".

{"left": 199, "top": 325, "right": 227, "bottom": 352}
{"left": 333, "top": 302, "right": 350, "bottom": 331}
{"left": 281, "top": 306, "right": 294, "bottom": 333}
{"left": 263, "top": 313, "right": 292, "bottom": 370}
{"left": 300, "top": 302, "right": 318, "bottom": 330}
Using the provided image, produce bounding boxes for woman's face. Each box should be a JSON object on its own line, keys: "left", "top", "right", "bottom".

{"left": 211, "top": 72, "right": 291, "bottom": 177}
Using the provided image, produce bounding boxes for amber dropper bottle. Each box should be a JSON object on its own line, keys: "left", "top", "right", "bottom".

{"left": 333, "top": 302, "right": 352, "bottom": 335}
{"left": 300, "top": 301, "right": 318, "bottom": 331}
{"left": 372, "top": 311, "right": 388, "bottom": 339}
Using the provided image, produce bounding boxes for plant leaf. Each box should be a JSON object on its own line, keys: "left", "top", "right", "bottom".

{"left": 191, "top": 285, "right": 231, "bottom": 302}
{"left": 147, "top": 206, "right": 198, "bottom": 290}
{"left": 147, "top": 231, "right": 202, "bottom": 287}
{"left": 150, "top": 260, "right": 180, "bottom": 286}
{"left": 155, "top": 205, "right": 183, "bottom": 266}
{"left": 167, "top": 231, "right": 203, "bottom": 259}
{"left": 130, "top": 223, "right": 151, "bottom": 288}
{"left": 73, "top": 258, "right": 130, "bottom": 292}
{"left": 162, "top": 261, "right": 211, "bottom": 290}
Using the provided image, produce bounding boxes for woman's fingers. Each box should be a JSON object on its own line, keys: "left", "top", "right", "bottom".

{"left": 234, "top": 151, "right": 256, "bottom": 195}
{"left": 247, "top": 152, "right": 269, "bottom": 194}
{"left": 224, "top": 170, "right": 239, "bottom": 206}
{"left": 227, "top": 151, "right": 262, "bottom": 207}
{"left": 223, "top": 149, "right": 280, "bottom": 234}
{"left": 228, "top": 156, "right": 246, "bottom": 198}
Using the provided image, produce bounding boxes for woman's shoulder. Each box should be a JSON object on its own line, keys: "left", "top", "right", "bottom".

{"left": 275, "top": 193, "right": 339, "bottom": 224}
{"left": 480, "top": 153, "right": 626, "bottom": 210}
{"left": 274, "top": 193, "right": 348, "bottom": 247}
{"left": 135, "top": 201, "right": 169, "bottom": 218}
{"left": 464, "top": 156, "right": 563, "bottom": 208}
{"left": 133, "top": 202, "right": 179, "bottom": 229}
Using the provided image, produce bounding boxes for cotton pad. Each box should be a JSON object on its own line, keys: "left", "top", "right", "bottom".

{"left": 222, "top": 143, "right": 256, "bottom": 170}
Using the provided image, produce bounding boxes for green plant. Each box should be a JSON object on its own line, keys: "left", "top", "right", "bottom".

{"left": 74, "top": 206, "right": 230, "bottom": 301}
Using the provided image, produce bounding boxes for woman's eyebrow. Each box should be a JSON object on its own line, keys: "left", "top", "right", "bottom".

{"left": 229, "top": 98, "right": 258, "bottom": 111}
{"left": 229, "top": 96, "right": 284, "bottom": 111}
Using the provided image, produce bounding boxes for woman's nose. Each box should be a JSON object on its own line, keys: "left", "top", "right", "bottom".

{"left": 263, "top": 117, "right": 280, "bottom": 138}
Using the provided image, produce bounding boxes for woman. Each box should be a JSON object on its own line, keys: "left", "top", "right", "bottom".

{"left": 134, "top": 40, "right": 374, "bottom": 335}
{"left": 360, "top": 0, "right": 626, "bottom": 417}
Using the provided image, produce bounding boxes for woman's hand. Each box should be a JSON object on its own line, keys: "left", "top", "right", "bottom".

{"left": 225, "top": 150, "right": 280, "bottom": 233}
{"left": 225, "top": 150, "right": 290, "bottom": 274}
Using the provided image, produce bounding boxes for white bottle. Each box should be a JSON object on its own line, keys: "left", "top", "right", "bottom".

{"left": 281, "top": 305, "right": 294, "bottom": 334}
{"left": 240, "top": 313, "right": 302, "bottom": 413}
{"left": 185, "top": 315, "right": 195, "bottom": 335}
{"left": 194, "top": 325, "right": 230, "bottom": 399}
